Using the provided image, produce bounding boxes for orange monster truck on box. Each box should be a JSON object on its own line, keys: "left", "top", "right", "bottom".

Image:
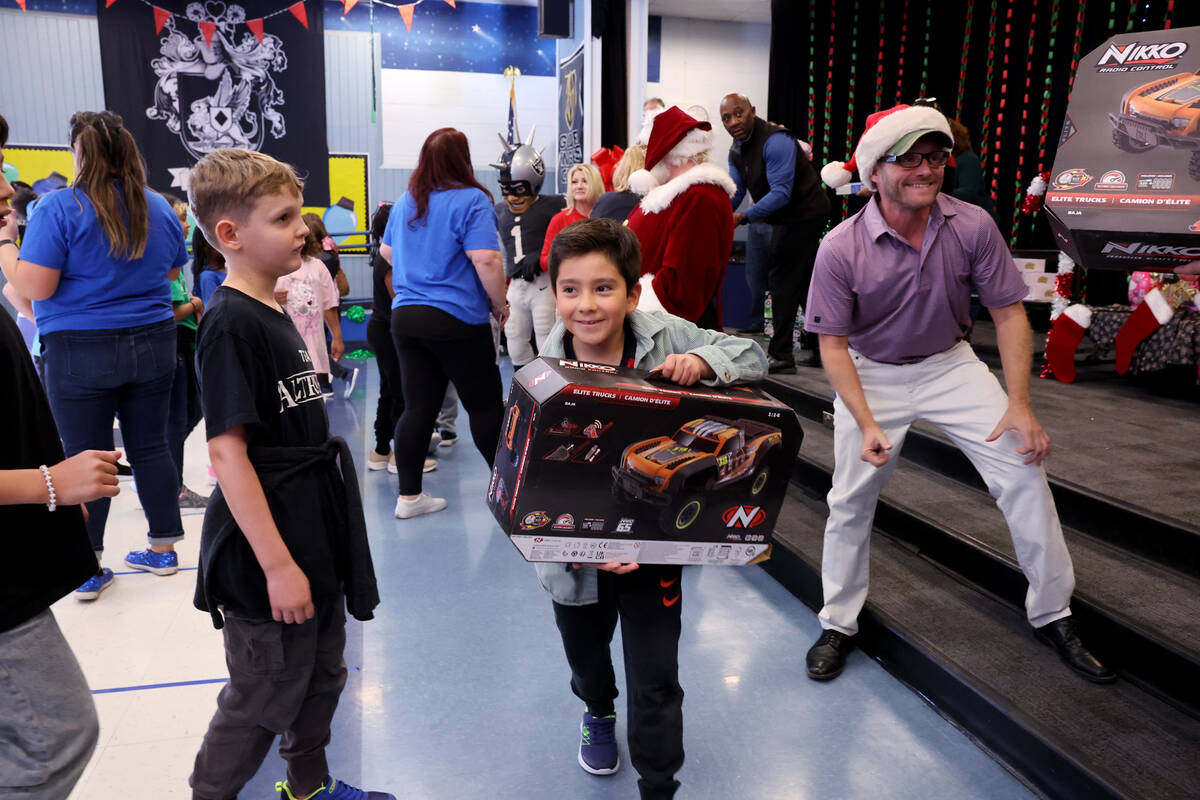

{"left": 1108, "top": 71, "right": 1200, "bottom": 179}
{"left": 612, "top": 416, "right": 782, "bottom": 532}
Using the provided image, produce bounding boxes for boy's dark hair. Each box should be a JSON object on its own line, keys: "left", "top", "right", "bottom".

{"left": 548, "top": 217, "right": 641, "bottom": 293}
{"left": 370, "top": 202, "right": 393, "bottom": 243}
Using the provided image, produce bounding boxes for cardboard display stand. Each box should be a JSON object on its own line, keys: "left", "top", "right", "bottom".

{"left": 1044, "top": 25, "right": 1200, "bottom": 272}
{"left": 488, "top": 358, "right": 802, "bottom": 566}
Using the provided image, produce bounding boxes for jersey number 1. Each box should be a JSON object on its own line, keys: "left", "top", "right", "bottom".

{"left": 510, "top": 224, "right": 524, "bottom": 262}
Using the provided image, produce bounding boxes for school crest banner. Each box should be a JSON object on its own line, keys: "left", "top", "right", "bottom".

{"left": 96, "top": 0, "right": 330, "bottom": 203}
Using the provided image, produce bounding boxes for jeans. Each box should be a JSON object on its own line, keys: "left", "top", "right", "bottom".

{"left": 0, "top": 610, "right": 99, "bottom": 799}
{"left": 167, "top": 330, "right": 202, "bottom": 489}
{"left": 818, "top": 341, "right": 1075, "bottom": 634}
{"left": 42, "top": 319, "right": 184, "bottom": 552}
{"left": 744, "top": 221, "right": 772, "bottom": 329}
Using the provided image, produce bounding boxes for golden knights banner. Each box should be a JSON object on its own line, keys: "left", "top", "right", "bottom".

{"left": 556, "top": 42, "right": 584, "bottom": 193}
{"left": 96, "top": 0, "right": 330, "bottom": 202}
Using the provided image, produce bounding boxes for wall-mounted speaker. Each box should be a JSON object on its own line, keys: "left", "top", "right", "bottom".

{"left": 538, "top": 0, "right": 573, "bottom": 39}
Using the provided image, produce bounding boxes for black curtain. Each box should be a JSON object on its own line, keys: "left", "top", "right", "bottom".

{"left": 594, "top": 0, "right": 629, "bottom": 149}
{"left": 768, "top": 0, "right": 1200, "bottom": 254}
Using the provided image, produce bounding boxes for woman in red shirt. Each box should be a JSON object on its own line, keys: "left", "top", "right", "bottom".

{"left": 539, "top": 163, "right": 602, "bottom": 270}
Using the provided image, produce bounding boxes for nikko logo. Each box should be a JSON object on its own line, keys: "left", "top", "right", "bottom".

{"left": 528, "top": 370, "right": 552, "bottom": 387}
{"left": 1101, "top": 241, "right": 1200, "bottom": 259}
{"left": 1096, "top": 41, "right": 1188, "bottom": 69}
{"left": 722, "top": 505, "right": 767, "bottom": 528}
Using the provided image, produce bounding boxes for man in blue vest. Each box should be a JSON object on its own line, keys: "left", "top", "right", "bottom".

{"left": 721, "top": 93, "right": 831, "bottom": 373}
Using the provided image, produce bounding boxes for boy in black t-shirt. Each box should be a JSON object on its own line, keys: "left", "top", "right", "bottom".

{"left": 185, "top": 148, "right": 390, "bottom": 800}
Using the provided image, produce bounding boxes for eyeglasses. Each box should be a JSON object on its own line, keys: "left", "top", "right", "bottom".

{"left": 879, "top": 149, "right": 950, "bottom": 168}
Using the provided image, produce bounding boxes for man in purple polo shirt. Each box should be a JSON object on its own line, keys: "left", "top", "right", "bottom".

{"left": 803, "top": 104, "right": 1113, "bottom": 684}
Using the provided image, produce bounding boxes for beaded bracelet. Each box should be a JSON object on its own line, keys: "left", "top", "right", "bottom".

{"left": 38, "top": 465, "right": 57, "bottom": 512}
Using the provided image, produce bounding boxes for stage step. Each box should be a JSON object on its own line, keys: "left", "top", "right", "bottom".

{"left": 764, "top": 374, "right": 1200, "bottom": 579}
{"left": 764, "top": 486, "right": 1200, "bottom": 800}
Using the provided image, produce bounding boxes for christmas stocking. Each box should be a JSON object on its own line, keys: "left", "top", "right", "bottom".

{"left": 1045, "top": 304, "right": 1092, "bottom": 383}
{"left": 1114, "top": 287, "right": 1174, "bottom": 374}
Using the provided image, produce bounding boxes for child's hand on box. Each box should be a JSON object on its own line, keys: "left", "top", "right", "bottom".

{"left": 653, "top": 353, "right": 714, "bottom": 386}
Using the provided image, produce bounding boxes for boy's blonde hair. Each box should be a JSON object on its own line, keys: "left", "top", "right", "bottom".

{"left": 187, "top": 148, "right": 304, "bottom": 240}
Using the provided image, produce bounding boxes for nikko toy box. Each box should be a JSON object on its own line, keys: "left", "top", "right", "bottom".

{"left": 1044, "top": 25, "right": 1200, "bottom": 273}
{"left": 487, "top": 357, "right": 802, "bottom": 566}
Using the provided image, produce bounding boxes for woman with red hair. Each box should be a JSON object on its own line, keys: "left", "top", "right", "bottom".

{"left": 380, "top": 128, "right": 508, "bottom": 519}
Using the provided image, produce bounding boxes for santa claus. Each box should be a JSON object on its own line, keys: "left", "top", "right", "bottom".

{"left": 626, "top": 106, "right": 736, "bottom": 329}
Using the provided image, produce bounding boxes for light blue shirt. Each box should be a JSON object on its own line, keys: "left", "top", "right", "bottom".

{"left": 21, "top": 186, "right": 187, "bottom": 335}
{"left": 383, "top": 188, "right": 501, "bottom": 325}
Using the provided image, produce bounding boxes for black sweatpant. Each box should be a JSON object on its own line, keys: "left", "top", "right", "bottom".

{"left": 767, "top": 217, "right": 826, "bottom": 363}
{"left": 367, "top": 317, "right": 403, "bottom": 456}
{"left": 190, "top": 599, "right": 347, "bottom": 800}
{"left": 552, "top": 564, "right": 684, "bottom": 800}
{"left": 391, "top": 322, "right": 503, "bottom": 495}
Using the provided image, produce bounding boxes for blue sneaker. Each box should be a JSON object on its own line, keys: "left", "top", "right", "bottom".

{"left": 276, "top": 777, "right": 396, "bottom": 800}
{"left": 75, "top": 568, "right": 115, "bottom": 601}
{"left": 123, "top": 548, "right": 179, "bottom": 576}
{"left": 578, "top": 706, "right": 620, "bottom": 775}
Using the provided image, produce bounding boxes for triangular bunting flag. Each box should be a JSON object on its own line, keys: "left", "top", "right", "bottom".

{"left": 153, "top": 6, "right": 171, "bottom": 33}
{"left": 398, "top": 3, "right": 414, "bottom": 31}
{"left": 105, "top": 0, "right": 118, "bottom": 7}
{"left": 14, "top": 0, "right": 27, "bottom": 10}
{"left": 199, "top": 19, "right": 216, "bottom": 46}
{"left": 248, "top": 17, "right": 264, "bottom": 42}
{"left": 288, "top": 1, "right": 308, "bottom": 28}
{"left": 443, "top": 0, "right": 456, "bottom": 7}
{"left": 342, "top": 0, "right": 358, "bottom": 13}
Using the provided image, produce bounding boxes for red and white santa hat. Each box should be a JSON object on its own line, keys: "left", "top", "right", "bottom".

{"left": 821, "top": 104, "right": 952, "bottom": 192}
{"left": 628, "top": 106, "right": 713, "bottom": 195}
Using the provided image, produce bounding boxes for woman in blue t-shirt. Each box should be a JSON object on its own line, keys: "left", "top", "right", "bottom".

{"left": 380, "top": 127, "right": 509, "bottom": 519}
{"left": 0, "top": 111, "right": 187, "bottom": 599}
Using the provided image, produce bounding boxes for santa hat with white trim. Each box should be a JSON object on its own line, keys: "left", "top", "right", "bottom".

{"left": 821, "top": 104, "right": 953, "bottom": 192}
{"left": 628, "top": 106, "right": 713, "bottom": 195}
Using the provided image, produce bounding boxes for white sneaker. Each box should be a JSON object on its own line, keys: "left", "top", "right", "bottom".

{"left": 428, "top": 431, "right": 442, "bottom": 454}
{"left": 423, "top": 458, "right": 437, "bottom": 473}
{"left": 367, "top": 450, "right": 390, "bottom": 471}
{"left": 343, "top": 367, "right": 360, "bottom": 399}
{"left": 388, "top": 453, "right": 398, "bottom": 474}
{"left": 394, "top": 492, "right": 447, "bottom": 519}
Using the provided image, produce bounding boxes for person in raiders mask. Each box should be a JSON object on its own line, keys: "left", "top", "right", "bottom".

{"left": 491, "top": 135, "right": 566, "bottom": 369}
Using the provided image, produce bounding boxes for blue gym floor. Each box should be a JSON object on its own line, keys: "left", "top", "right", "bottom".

{"left": 61, "top": 359, "right": 1036, "bottom": 799}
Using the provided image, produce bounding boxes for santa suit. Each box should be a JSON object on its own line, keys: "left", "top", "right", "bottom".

{"left": 626, "top": 163, "right": 736, "bottom": 329}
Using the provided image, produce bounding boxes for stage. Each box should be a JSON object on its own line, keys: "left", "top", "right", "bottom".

{"left": 757, "top": 317, "right": 1200, "bottom": 800}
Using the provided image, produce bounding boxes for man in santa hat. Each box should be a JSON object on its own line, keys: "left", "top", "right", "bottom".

{"left": 626, "top": 106, "right": 736, "bottom": 329}
{"left": 803, "top": 104, "right": 1113, "bottom": 685}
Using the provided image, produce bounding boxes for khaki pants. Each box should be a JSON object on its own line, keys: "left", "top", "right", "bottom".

{"left": 818, "top": 341, "right": 1075, "bottom": 635}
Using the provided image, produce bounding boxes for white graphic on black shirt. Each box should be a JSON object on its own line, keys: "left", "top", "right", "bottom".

{"left": 278, "top": 369, "right": 322, "bottom": 411}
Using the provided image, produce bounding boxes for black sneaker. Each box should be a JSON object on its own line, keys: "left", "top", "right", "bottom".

{"left": 116, "top": 461, "right": 134, "bottom": 481}
{"left": 438, "top": 430, "right": 458, "bottom": 448}
{"left": 767, "top": 357, "right": 797, "bottom": 375}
